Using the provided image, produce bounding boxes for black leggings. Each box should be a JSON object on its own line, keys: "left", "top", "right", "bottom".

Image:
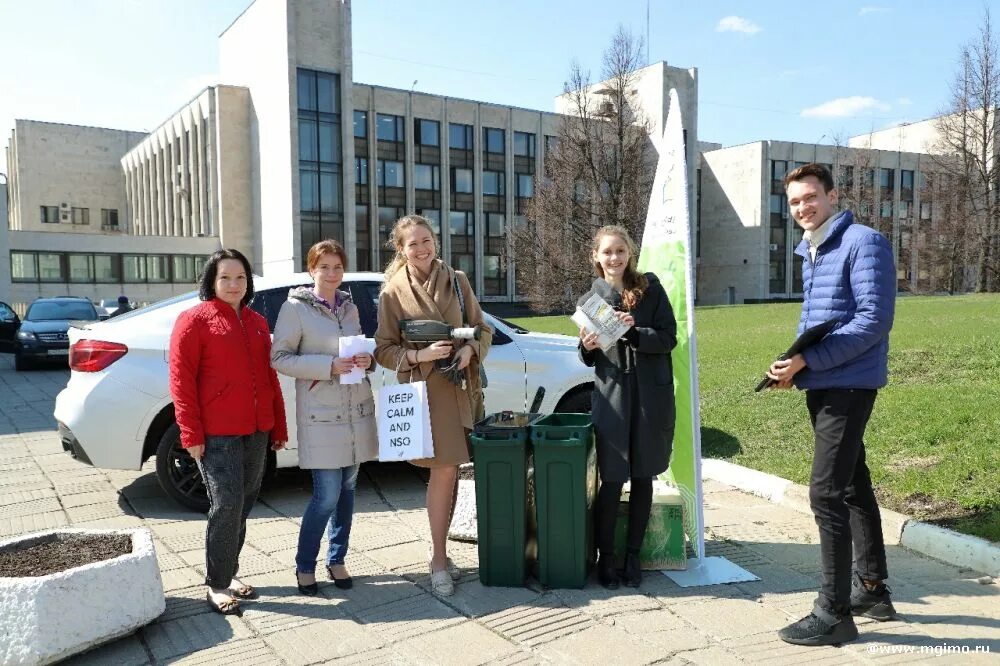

{"left": 594, "top": 476, "right": 653, "bottom": 557}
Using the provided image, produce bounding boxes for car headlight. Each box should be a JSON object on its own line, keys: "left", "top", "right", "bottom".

{"left": 17, "top": 330, "right": 37, "bottom": 341}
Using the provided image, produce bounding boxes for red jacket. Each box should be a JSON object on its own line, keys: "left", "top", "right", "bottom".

{"left": 169, "top": 299, "right": 288, "bottom": 448}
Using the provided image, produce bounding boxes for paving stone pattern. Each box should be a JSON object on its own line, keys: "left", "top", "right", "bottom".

{"left": 0, "top": 354, "right": 997, "bottom": 664}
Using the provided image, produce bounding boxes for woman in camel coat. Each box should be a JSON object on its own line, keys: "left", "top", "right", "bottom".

{"left": 374, "top": 214, "right": 492, "bottom": 596}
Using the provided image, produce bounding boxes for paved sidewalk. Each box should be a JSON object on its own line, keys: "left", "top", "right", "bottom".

{"left": 0, "top": 354, "right": 997, "bottom": 665}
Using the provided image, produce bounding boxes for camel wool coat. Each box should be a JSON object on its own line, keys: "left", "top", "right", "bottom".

{"left": 374, "top": 260, "right": 492, "bottom": 468}
{"left": 270, "top": 287, "right": 378, "bottom": 469}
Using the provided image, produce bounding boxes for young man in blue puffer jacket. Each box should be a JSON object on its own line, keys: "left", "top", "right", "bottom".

{"left": 768, "top": 163, "right": 897, "bottom": 647}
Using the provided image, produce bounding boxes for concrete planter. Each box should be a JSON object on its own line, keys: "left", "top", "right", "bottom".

{"left": 0, "top": 527, "right": 165, "bottom": 666}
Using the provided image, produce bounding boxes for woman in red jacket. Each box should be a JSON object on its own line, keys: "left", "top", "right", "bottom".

{"left": 169, "top": 248, "right": 287, "bottom": 616}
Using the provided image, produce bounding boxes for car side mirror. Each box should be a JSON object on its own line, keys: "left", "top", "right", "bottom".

{"left": 99, "top": 314, "right": 110, "bottom": 321}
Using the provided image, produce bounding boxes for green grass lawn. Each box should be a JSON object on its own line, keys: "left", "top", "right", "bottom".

{"left": 509, "top": 294, "right": 1000, "bottom": 543}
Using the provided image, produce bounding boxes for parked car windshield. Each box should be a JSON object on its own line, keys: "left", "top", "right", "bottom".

{"left": 26, "top": 301, "right": 98, "bottom": 321}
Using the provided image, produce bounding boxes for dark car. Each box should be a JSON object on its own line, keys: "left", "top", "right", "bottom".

{"left": 15, "top": 297, "right": 99, "bottom": 371}
{"left": 0, "top": 302, "right": 19, "bottom": 353}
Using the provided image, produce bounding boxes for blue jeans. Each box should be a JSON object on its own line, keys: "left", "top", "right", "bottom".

{"left": 295, "top": 465, "right": 359, "bottom": 574}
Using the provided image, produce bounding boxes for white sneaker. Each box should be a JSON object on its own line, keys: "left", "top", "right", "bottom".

{"left": 427, "top": 547, "right": 461, "bottom": 581}
{"left": 429, "top": 565, "right": 455, "bottom": 596}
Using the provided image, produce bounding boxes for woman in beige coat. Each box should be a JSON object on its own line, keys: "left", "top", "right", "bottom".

{"left": 271, "top": 240, "right": 377, "bottom": 596}
{"left": 374, "top": 214, "right": 492, "bottom": 596}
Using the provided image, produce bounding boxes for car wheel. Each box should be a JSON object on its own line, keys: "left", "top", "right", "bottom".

{"left": 14, "top": 353, "right": 31, "bottom": 372}
{"left": 555, "top": 387, "right": 592, "bottom": 414}
{"left": 155, "top": 422, "right": 210, "bottom": 512}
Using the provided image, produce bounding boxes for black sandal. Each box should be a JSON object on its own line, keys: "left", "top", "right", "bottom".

{"left": 327, "top": 564, "right": 353, "bottom": 590}
{"left": 206, "top": 590, "right": 242, "bottom": 616}
{"left": 296, "top": 571, "right": 318, "bottom": 596}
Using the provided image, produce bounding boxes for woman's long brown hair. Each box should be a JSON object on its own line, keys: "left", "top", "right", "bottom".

{"left": 591, "top": 225, "right": 647, "bottom": 311}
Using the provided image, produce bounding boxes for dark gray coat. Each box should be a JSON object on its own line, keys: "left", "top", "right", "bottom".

{"left": 578, "top": 274, "right": 677, "bottom": 483}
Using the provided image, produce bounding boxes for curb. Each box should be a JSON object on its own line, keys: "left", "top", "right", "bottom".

{"left": 701, "top": 458, "right": 1000, "bottom": 578}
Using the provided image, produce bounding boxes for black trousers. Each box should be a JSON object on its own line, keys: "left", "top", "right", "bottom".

{"left": 594, "top": 476, "right": 653, "bottom": 557}
{"left": 196, "top": 431, "right": 269, "bottom": 589}
{"left": 806, "top": 388, "right": 888, "bottom": 614}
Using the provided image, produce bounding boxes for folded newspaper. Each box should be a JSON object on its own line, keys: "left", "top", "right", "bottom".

{"left": 571, "top": 292, "right": 630, "bottom": 351}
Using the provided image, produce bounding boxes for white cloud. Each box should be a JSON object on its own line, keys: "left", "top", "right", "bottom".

{"left": 716, "top": 16, "right": 762, "bottom": 35}
{"left": 897, "top": 96, "right": 912, "bottom": 106}
{"left": 859, "top": 6, "right": 890, "bottom": 15}
{"left": 801, "top": 96, "right": 891, "bottom": 118}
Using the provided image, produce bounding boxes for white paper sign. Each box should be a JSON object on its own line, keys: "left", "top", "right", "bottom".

{"left": 377, "top": 380, "right": 433, "bottom": 461}
{"left": 338, "top": 335, "right": 376, "bottom": 385}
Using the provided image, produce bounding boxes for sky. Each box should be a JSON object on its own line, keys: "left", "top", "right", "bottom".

{"left": 0, "top": 0, "right": 992, "bottom": 154}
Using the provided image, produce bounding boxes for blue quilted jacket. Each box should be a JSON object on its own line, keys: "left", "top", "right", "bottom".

{"left": 793, "top": 210, "right": 896, "bottom": 390}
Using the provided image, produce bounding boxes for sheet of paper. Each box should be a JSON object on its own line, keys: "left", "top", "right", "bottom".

{"left": 339, "top": 335, "right": 376, "bottom": 385}
{"left": 571, "top": 292, "right": 629, "bottom": 351}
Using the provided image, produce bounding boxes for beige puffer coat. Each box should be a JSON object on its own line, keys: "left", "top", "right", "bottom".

{"left": 270, "top": 287, "right": 377, "bottom": 469}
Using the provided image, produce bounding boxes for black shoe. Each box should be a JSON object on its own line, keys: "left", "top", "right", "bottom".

{"left": 851, "top": 572, "right": 896, "bottom": 621}
{"left": 596, "top": 554, "right": 620, "bottom": 590}
{"left": 327, "top": 564, "right": 353, "bottom": 590}
{"left": 778, "top": 606, "right": 858, "bottom": 646}
{"left": 622, "top": 551, "right": 642, "bottom": 588}
{"left": 296, "top": 571, "right": 318, "bottom": 596}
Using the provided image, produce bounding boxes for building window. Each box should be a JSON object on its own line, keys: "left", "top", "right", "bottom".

{"left": 415, "top": 119, "right": 440, "bottom": 147}
{"left": 68, "top": 254, "right": 94, "bottom": 283}
{"left": 901, "top": 170, "right": 914, "bottom": 199}
{"left": 449, "top": 210, "right": 475, "bottom": 286}
{"left": 376, "top": 114, "right": 404, "bottom": 143}
{"left": 123, "top": 255, "right": 146, "bottom": 283}
{"left": 378, "top": 206, "right": 404, "bottom": 268}
{"left": 516, "top": 174, "right": 534, "bottom": 198}
{"left": 71, "top": 207, "right": 90, "bottom": 225}
{"left": 377, "top": 160, "right": 405, "bottom": 188}
{"left": 449, "top": 123, "right": 473, "bottom": 150}
{"left": 353, "top": 110, "right": 367, "bottom": 138}
{"left": 452, "top": 168, "right": 473, "bottom": 194}
{"left": 544, "top": 135, "right": 559, "bottom": 154}
{"left": 101, "top": 209, "right": 119, "bottom": 229}
{"left": 838, "top": 165, "right": 854, "bottom": 192}
{"left": 771, "top": 160, "right": 788, "bottom": 194}
{"left": 416, "top": 209, "right": 441, "bottom": 235}
{"left": 298, "top": 68, "right": 344, "bottom": 264}
{"left": 879, "top": 168, "right": 894, "bottom": 190}
{"left": 415, "top": 164, "right": 440, "bottom": 191}
{"left": 94, "top": 254, "right": 120, "bottom": 283}
{"left": 355, "top": 157, "right": 368, "bottom": 185}
{"left": 484, "top": 213, "right": 506, "bottom": 296}
{"left": 40, "top": 206, "right": 59, "bottom": 224}
{"left": 483, "top": 171, "right": 505, "bottom": 196}
{"left": 10, "top": 252, "right": 37, "bottom": 281}
{"left": 356, "top": 205, "right": 371, "bottom": 272}
{"left": 483, "top": 127, "right": 504, "bottom": 154}
{"left": 147, "top": 256, "right": 169, "bottom": 283}
{"left": 920, "top": 201, "right": 932, "bottom": 220}
{"left": 514, "top": 132, "right": 535, "bottom": 158}
{"left": 172, "top": 256, "right": 197, "bottom": 283}
{"left": 38, "top": 253, "right": 63, "bottom": 282}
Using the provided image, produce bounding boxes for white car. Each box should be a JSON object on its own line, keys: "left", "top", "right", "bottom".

{"left": 55, "top": 272, "right": 594, "bottom": 510}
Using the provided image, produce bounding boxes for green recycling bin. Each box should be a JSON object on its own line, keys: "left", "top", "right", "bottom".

{"left": 471, "top": 412, "right": 541, "bottom": 587}
{"left": 530, "top": 413, "right": 597, "bottom": 589}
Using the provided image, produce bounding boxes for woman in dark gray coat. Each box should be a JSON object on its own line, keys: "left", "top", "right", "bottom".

{"left": 578, "top": 225, "right": 677, "bottom": 589}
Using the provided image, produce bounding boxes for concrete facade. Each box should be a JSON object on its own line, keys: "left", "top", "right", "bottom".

{"left": 699, "top": 140, "right": 939, "bottom": 304}
{"left": 3, "top": 121, "right": 220, "bottom": 313}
